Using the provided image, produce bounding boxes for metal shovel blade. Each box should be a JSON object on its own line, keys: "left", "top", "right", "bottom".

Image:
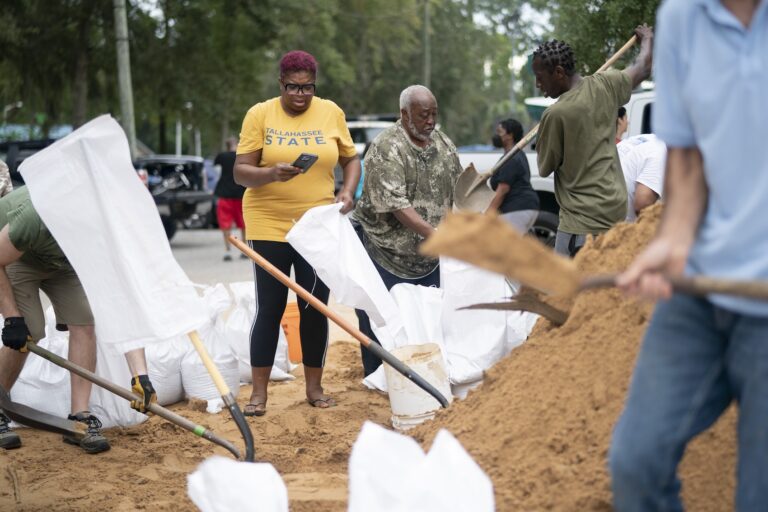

{"left": 453, "top": 164, "right": 495, "bottom": 212}
{"left": 0, "top": 387, "right": 85, "bottom": 439}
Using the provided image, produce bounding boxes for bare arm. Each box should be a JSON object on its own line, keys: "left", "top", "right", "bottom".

{"left": 335, "top": 154, "right": 362, "bottom": 214}
{"left": 487, "top": 183, "right": 511, "bottom": 213}
{"left": 234, "top": 149, "right": 300, "bottom": 188}
{"left": 393, "top": 207, "right": 435, "bottom": 239}
{"left": 633, "top": 182, "right": 660, "bottom": 216}
{"left": 0, "top": 225, "right": 23, "bottom": 318}
{"left": 617, "top": 147, "right": 707, "bottom": 298}
{"left": 624, "top": 24, "right": 654, "bottom": 89}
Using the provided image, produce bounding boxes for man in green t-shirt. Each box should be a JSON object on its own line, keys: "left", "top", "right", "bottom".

{"left": 0, "top": 187, "right": 156, "bottom": 453}
{"left": 534, "top": 25, "right": 654, "bottom": 257}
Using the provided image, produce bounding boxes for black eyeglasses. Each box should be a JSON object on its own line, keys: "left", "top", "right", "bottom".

{"left": 282, "top": 82, "right": 316, "bottom": 95}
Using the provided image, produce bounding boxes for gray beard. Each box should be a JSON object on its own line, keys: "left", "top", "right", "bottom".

{"left": 406, "top": 118, "right": 430, "bottom": 143}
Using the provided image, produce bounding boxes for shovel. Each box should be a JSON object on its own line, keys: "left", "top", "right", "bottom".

{"left": 0, "top": 386, "right": 85, "bottom": 439}
{"left": 453, "top": 35, "right": 639, "bottom": 213}
{"left": 421, "top": 211, "right": 768, "bottom": 322}
{"left": 23, "top": 341, "right": 242, "bottom": 460}
{"left": 229, "top": 236, "right": 450, "bottom": 409}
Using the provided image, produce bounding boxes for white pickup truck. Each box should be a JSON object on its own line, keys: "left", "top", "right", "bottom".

{"left": 457, "top": 89, "right": 655, "bottom": 246}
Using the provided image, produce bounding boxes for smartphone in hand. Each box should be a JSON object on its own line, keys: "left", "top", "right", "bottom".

{"left": 292, "top": 153, "right": 319, "bottom": 173}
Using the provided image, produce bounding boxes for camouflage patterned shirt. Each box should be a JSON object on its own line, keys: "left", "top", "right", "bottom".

{"left": 353, "top": 120, "right": 462, "bottom": 278}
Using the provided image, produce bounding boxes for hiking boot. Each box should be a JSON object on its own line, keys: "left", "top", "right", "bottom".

{"left": 63, "top": 412, "right": 110, "bottom": 454}
{"left": 223, "top": 253, "right": 233, "bottom": 262}
{"left": 0, "top": 411, "right": 21, "bottom": 450}
{"left": 239, "top": 253, "right": 248, "bottom": 260}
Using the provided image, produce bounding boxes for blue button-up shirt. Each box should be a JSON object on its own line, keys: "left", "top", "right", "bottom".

{"left": 654, "top": 0, "right": 768, "bottom": 316}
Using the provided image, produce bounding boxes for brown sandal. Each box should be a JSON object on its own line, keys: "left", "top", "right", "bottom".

{"left": 243, "top": 402, "right": 266, "bottom": 417}
{"left": 307, "top": 397, "right": 337, "bottom": 409}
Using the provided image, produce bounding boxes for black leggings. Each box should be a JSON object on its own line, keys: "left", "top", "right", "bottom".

{"left": 248, "top": 240, "right": 330, "bottom": 368}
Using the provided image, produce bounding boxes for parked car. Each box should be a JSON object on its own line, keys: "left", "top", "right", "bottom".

{"left": 134, "top": 155, "right": 213, "bottom": 240}
{"left": 334, "top": 117, "right": 396, "bottom": 196}
{"left": 0, "top": 139, "right": 57, "bottom": 186}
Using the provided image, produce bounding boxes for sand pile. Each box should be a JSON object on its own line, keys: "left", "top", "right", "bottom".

{"left": 413, "top": 205, "right": 737, "bottom": 511}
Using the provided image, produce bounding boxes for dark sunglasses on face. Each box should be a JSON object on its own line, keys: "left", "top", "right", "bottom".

{"left": 282, "top": 82, "right": 316, "bottom": 95}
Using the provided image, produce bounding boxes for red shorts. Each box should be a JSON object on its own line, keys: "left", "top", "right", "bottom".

{"left": 216, "top": 198, "right": 245, "bottom": 230}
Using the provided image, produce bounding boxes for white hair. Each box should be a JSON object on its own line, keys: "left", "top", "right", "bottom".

{"left": 399, "top": 85, "right": 434, "bottom": 111}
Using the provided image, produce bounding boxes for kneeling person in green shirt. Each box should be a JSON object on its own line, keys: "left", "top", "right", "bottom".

{"left": 534, "top": 25, "right": 654, "bottom": 257}
{"left": 0, "top": 187, "right": 156, "bottom": 453}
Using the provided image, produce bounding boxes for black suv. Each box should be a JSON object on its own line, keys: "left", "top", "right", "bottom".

{"left": 134, "top": 155, "right": 213, "bottom": 240}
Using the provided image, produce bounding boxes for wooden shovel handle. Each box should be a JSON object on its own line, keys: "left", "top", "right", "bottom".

{"left": 480, "top": 35, "right": 639, "bottom": 180}
{"left": 581, "top": 273, "right": 768, "bottom": 300}
{"left": 229, "top": 236, "right": 373, "bottom": 348}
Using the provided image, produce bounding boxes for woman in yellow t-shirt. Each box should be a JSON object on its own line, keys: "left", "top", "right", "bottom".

{"left": 234, "top": 50, "right": 361, "bottom": 416}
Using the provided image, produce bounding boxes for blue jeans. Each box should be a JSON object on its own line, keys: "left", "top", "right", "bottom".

{"left": 609, "top": 294, "right": 768, "bottom": 511}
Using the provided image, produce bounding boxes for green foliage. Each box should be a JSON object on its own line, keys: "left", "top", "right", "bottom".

{"left": 0, "top": 0, "right": 554, "bottom": 151}
{"left": 530, "top": 0, "right": 660, "bottom": 73}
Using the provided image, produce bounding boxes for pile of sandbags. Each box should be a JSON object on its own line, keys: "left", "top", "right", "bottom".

{"left": 10, "top": 282, "right": 295, "bottom": 427}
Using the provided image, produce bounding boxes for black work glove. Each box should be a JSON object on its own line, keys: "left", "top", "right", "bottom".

{"left": 130, "top": 374, "right": 157, "bottom": 414}
{"left": 2, "top": 317, "right": 31, "bottom": 351}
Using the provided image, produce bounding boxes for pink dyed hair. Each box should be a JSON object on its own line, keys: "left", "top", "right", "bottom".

{"left": 279, "top": 51, "right": 317, "bottom": 78}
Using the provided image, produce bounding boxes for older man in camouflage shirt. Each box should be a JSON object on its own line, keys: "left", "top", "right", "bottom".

{"left": 353, "top": 84, "right": 462, "bottom": 376}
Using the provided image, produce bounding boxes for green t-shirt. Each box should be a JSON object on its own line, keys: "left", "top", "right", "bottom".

{"left": 353, "top": 121, "right": 462, "bottom": 278}
{"left": 537, "top": 69, "right": 632, "bottom": 235}
{"left": 0, "top": 186, "right": 69, "bottom": 270}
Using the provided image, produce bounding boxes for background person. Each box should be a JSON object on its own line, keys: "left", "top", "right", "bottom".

{"left": 234, "top": 50, "right": 361, "bottom": 416}
{"left": 533, "top": 25, "right": 654, "bottom": 257}
{"left": 213, "top": 137, "right": 246, "bottom": 261}
{"left": 0, "top": 186, "right": 156, "bottom": 452}
{"left": 487, "top": 118, "right": 540, "bottom": 233}
{"left": 617, "top": 133, "right": 666, "bottom": 221}
{"left": 616, "top": 106, "right": 628, "bottom": 143}
{"left": 610, "top": 1, "right": 768, "bottom": 509}
{"left": 352, "top": 85, "right": 462, "bottom": 376}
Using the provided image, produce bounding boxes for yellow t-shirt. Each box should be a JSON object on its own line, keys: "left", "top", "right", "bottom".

{"left": 237, "top": 97, "right": 357, "bottom": 241}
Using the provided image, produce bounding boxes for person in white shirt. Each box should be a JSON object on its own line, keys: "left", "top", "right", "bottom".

{"left": 617, "top": 133, "right": 666, "bottom": 221}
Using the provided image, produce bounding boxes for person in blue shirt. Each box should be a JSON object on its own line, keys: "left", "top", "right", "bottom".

{"left": 610, "top": 1, "right": 768, "bottom": 509}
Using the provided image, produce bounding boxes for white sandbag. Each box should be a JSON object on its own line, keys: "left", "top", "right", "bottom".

{"left": 12, "top": 307, "right": 146, "bottom": 428}
{"left": 146, "top": 336, "right": 189, "bottom": 406}
{"left": 440, "top": 257, "right": 512, "bottom": 385}
{"left": 286, "top": 203, "right": 406, "bottom": 346}
{"left": 187, "top": 455, "right": 288, "bottom": 512}
{"left": 90, "top": 343, "right": 146, "bottom": 428}
{"left": 363, "top": 283, "right": 446, "bottom": 392}
{"left": 11, "top": 312, "right": 71, "bottom": 420}
{"left": 222, "top": 281, "right": 295, "bottom": 383}
{"left": 348, "top": 421, "right": 494, "bottom": 512}
{"left": 20, "top": 115, "right": 206, "bottom": 352}
{"left": 181, "top": 285, "right": 239, "bottom": 402}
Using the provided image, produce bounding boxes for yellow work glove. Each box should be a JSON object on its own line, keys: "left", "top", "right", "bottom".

{"left": 130, "top": 374, "right": 157, "bottom": 414}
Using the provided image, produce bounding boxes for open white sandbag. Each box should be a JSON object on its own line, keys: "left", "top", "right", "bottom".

{"left": 440, "top": 257, "right": 514, "bottom": 385}
{"left": 11, "top": 310, "right": 71, "bottom": 421}
{"left": 348, "top": 421, "right": 494, "bottom": 512}
{"left": 20, "top": 115, "right": 206, "bottom": 353}
{"left": 363, "top": 283, "right": 445, "bottom": 392}
{"left": 181, "top": 285, "right": 239, "bottom": 401}
{"left": 222, "top": 281, "right": 294, "bottom": 383}
{"left": 187, "top": 456, "right": 288, "bottom": 512}
{"left": 286, "top": 203, "right": 406, "bottom": 346}
{"left": 146, "top": 336, "right": 190, "bottom": 406}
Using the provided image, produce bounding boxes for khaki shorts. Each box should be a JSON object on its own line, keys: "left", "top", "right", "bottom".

{"left": 6, "top": 261, "right": 93, "bottom": 341}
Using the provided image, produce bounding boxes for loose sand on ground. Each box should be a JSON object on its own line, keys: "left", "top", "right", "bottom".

{"left": 0, "top": 205, "right": 737, "bottom": 511}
